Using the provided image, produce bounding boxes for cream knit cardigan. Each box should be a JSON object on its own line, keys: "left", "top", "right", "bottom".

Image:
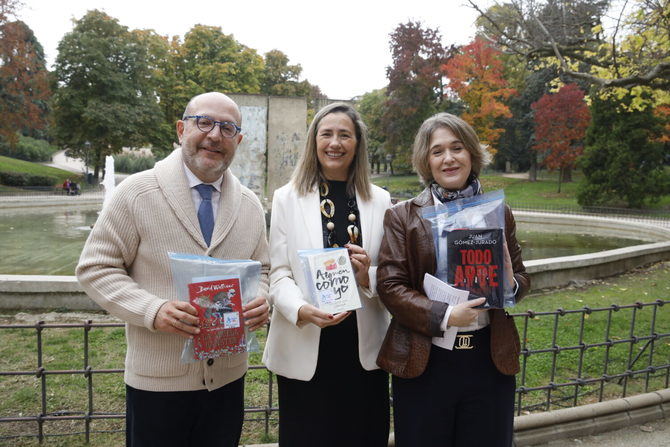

{"left": 76, "top": 148, "right": 269, "bottom": 392}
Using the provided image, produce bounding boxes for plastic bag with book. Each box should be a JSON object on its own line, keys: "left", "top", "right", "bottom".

{"left": 421, "top": 189, "right": 515, "bottom": 308}
{"left": 297, "top": 247, "right": 362, "bottom": 314}
{"left": 169, "top": 252, "right": 262, "bottom": 363}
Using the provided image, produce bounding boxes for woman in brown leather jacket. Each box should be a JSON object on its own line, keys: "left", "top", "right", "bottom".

{"left": 376, "top": 113, "right": 530, "bottom": 447}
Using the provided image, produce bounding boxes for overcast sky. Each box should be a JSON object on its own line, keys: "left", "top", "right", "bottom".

{"left": 19, "top": 0, "right": 485, "bottom": 99}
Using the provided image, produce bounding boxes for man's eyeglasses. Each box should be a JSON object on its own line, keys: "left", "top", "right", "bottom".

{"left": 182, "top": 115, "right": 242, "bottom": 138}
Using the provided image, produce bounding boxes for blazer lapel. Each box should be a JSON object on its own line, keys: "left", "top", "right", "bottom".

{"left": 155, "top": 148, "right": 207, "bottom": 248}
{"left": 356, "top": 189, "right": 373, "bottom": 252}
{"left": 298, "top": 189, "right": 322, "bottom": 249}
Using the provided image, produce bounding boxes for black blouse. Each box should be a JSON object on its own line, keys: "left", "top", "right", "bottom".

{"left": 319, "top": 180, "right": 362, "bottom": 249}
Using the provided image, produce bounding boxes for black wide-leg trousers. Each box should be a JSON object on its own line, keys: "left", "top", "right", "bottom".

{"left": 392, "top": 326, "right": 515, "bottom": 447}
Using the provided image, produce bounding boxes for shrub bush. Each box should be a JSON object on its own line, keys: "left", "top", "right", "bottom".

{"left": 114, "top": 153, "right": 155, "bottom": 173}
{"left": 0, "top": 135, "right": 59, "bottom": 162}
{"left": 0, "top": 171, "right": 58, "bottom": 187}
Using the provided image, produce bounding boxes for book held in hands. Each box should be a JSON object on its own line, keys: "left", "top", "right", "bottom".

{"left": 298, "top": 247, "right": 362, "bottom": 314}
{"left": 188, "top": 276, "right": 246, "bottom": 360}
{"left": 446, "top": 228, "right": 505, "bottom": 308}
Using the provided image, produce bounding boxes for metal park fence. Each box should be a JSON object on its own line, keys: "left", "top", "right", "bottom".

{"left": 0, "top": 188, "right": 103, "bottom": 198}
{"left": 511, "top": 300, "right": 670, "bottom": 415}
{"left": 506, "top": 201, "right": 670, "bottom": 228}
{"left": 1, "top": 299, "right": 669, "bottom": 444}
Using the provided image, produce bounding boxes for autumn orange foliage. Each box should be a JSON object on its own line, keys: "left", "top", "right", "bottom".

{"left": 0, "top": 19, "right": 50, "bottom": 147}
{"left": 442, "top": 36, "right": 515, "bottom": 154}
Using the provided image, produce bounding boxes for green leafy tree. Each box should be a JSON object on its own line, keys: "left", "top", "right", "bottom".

{"left": 382, "top": 21, "right": 451, "bottom": 171}
{"left": 577, "top": 92, "right": 669, "bottom": 208}
{"left": 51, "top": 10, "right": 161, "bottom": 178}
{"left": 260, "top": 49, "right": 324, "bottom": 120}
{"left": 497, "top": 66, "right": 557, "bottom": 176}
{"left": 133, "top": 29, "right": 184, "bottom": 158}
{"left": 178, "top": 25, "right": 264, "bottom": 94}
{"left": 0, "top": 18, "right": 50, "bottom": 149}
{"left": 357, "top": 88, "right": 387, "bottom": 173}
{"left": 262, "top": 49, "right": 310, "bottom": 96}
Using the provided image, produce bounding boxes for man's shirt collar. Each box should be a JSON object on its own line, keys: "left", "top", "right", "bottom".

{"left": 182, "top": 162, "right": 223, "bottom": 192}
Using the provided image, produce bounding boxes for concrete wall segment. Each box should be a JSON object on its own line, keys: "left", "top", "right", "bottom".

{"left": 266, "top": 96, "right": 307, "bottom": 201}
{"left": 513, "top": 388, "right": 670, "bottom": 446}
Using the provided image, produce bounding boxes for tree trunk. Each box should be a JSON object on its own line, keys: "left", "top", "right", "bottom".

{"left": 529, "top": 154, "right": 538, "bottom": 182}
{"left": 561, "top": 166, "right": 573, "bottom": 183}
{"left": 557, "top": 167, "right": 563, "bottom": 193}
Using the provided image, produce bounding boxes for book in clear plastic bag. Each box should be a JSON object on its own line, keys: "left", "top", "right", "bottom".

{"left": 297, "top": 247, "right": 362, "bottom": 314}
{"left": 422, "top": 190, "right": 515, "bottom": 308}
{"left": 169, "top": 253, "right": 262, "bottom": 363}
{"left": 188, "top": 275, "right": 245, "bottom": 360}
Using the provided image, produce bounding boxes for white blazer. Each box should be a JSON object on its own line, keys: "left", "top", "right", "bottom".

{"left": 262, "top": 182, "right": 392, "bottom": 380}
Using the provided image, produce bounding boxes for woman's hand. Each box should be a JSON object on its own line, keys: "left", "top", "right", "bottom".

{"left": 346, "top": 243, "right": 370, "bottom": 288}
{"left": 297, "top": 304, "right": 351, "bottom": 328}
{"left": 447, "top": 297, "right": 487, "bottom": 327}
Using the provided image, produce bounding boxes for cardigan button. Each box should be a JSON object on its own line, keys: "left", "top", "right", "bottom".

{"left": 207, "top": 358, "right": 214, "bottom": 366}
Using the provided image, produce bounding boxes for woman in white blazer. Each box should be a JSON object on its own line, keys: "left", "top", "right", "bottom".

{"left": 263, "top": 103, "right": 392, "bottom": 447}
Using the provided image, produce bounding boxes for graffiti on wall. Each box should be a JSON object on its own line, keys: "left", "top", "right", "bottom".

{"left": 266, "top": 131, "right": 302, "bottom": 195}
{"left": 229, "top": 106, "right": 267, "bottom": 197}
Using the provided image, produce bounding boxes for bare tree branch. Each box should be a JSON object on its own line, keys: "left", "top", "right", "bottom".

{"left": 566, "top": 61, "right": 670, "bottom": 88}
{"left": 611, "top": 0, "right": 629, "bottom": 78}
{"left": 467, "top": 0, "right": 670, "bottom": 90}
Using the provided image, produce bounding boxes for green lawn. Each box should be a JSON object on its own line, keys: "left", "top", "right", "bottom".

{"left": 0, "top": 324, "right": 276, "bottom": 446}
{"left": 372, "top": 171, "right": 669, "bottom": 211}
{"left": 372, "top": 172, "right": 580, "bottom": 206}
{"left": 512, "top": 261, "right": 670, "bottom": 412}
{"left": 0, "top": 156, "right": 76, "bottom": 183}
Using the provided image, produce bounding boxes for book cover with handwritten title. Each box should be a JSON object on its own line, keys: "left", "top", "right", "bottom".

{"left": 301, "top": 248, "right": 361, "bottom": 314}
{"left": 446, "top": 228, "right": 505, "bottom": 308}
{"left": 188, "top": 276, "right": 246, "bottom": 360}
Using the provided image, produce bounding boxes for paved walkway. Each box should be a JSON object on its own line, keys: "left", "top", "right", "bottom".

{"left": 44, "top": 150, "right": 87, "bottom": 174}
{"left": 40, "top": 150, "right": 128, "bottom": 186}
{"left": 542, "top": 418, "right": 669, "bottom": 446}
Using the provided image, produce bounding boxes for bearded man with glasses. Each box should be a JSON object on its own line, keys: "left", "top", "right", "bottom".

{"left": 77, "top": 92, "right": 270, "bottom": 446}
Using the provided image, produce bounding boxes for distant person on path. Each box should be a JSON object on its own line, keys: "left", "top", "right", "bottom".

{"left": 376, "top": 113, "right": 530, "bottom": 447}
{"left": 263, "top": 103, "right": 392, "bottom": 447}
{"left": 62, "top": 178, "right": 71, "bottom": 195}
{"left": 77, "top": 92, "right": 270, "bottom": 447}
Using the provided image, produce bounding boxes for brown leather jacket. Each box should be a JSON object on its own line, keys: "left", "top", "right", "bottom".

{"left": 376, "top": 188, "right": 530, "bottom": 379}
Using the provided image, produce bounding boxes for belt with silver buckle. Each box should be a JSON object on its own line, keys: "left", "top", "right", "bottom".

{"left": 454, "top": 334, "right": 474, "bottom": 350}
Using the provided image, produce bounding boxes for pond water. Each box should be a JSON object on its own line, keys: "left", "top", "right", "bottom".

{"left": 0, "top": 208, "right": 648, "bottom": 275}
{"left": 517, "top": 229, "right": 644, "bottom": 261}
{"left": 0, "top": 207, "right": 99, "bottom": 275}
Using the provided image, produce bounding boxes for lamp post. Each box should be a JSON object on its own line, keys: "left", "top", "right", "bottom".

{"left": 84, "top": 141, "right": 91, "bottom": 184}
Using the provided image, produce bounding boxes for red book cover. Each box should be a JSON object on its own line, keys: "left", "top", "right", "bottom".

{"left": 188, "top": 276, "right": 246, "bottom": 360}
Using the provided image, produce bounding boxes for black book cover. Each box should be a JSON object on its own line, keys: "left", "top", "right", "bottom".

{"left": 446, "top": 228, "right": 505, "bottom": 308}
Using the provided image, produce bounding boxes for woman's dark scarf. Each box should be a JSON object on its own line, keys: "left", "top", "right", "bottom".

{"left": 430, "top": 174, "right": 483, "bottom": 203}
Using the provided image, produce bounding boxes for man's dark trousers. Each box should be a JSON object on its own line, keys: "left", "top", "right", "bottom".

{"left": 126, "top": 375, "right": 244, "bottom": 446}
